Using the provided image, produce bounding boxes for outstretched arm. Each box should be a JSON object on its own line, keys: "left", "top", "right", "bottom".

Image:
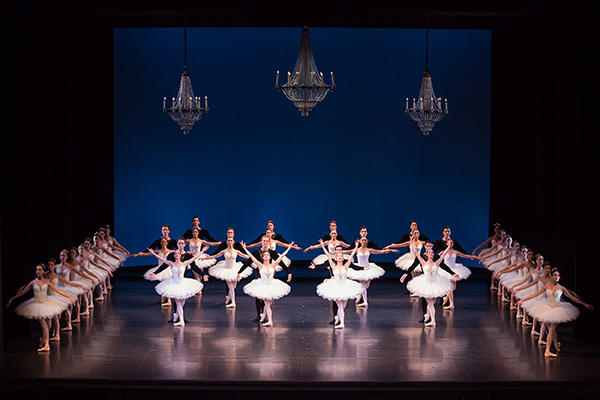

{"left": 6, "top": 281, "right": 34, "bottom": 307}
{"left": 562, "top": 286, "right": 594, "bottom": 309}
{"left": 472, "top": 236, "right": 492, "bottom": 255}
{"left": 45, "top": 279, "right": 75, "bottom": 305}
{"left": 272, "top": 242, "right": 295, "bottom": 268}
{"left": 343, "top": 242, "right": 360, "bottom": 269}
{"left": 241, "top": 242, "right": 263, "bottom": 267}
{"left": 517, "top": 287, "right": 546, "bottom": 304}
{"left": 385, "top": 240, "right": 410, "bottom": 250}
{"left": 202, "top": 249, "right": 226, "bottom": 260}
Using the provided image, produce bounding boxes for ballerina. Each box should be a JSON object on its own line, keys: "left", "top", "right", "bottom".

{"left": 135, "top": 237, "right": 174, "bottom": 307}
{"left": 148, "top": 248, "right": 207, "bottom": 327}
{"left": 78, "top": 244, "right": 114, "bottom": 301}
{"left": 491, "top": 244, "right": 527, "bottom": 302}
{"left": 204, "top": 238, "right": 251, "bottom": 307}
{"left": 103, "top": 224, "right": 131, "bottom": 258}
{"left": 517, "top": 268, "right": 593, "bottom": 357}
{"left": 346, "top": 237, "right": 397, "bottom": 307}
{"left": 210, "top": 228, "right": 245, "bottom": 302}
{"left": 406, "top": 245, "right": 452, "bottom": 327}
{"left": 304, "top": 230, "right": 351, "bottom": 269}
{"left": 321, "top": 220, "right": 349, "bottom": 243}
{"left": 316, "top": 240, "right": 362, "bottom": 329}
{"left": 183, "top": 216, "right": 219, "bottom": 242}
{"left": 93, "top": 229, "right": 123, "bottom": 270}
{"left": 82, "top": 237, "right": 117, "bottom": 293}
{"left": 239, "top": 241, "right": 294, "bottom": 326}
{"left": 439, "top": 239, "right": 474, "bottom": 310}
{"left": 44, "top": 258, "right": 86, "bottom": 333}
{"left": 56, "top": 249, "right": 96, "bottom": 318}
{"left": 67, "top": 247, "right": 102, "bottom": 314}
{"left": 186, "top": 227, "right": 221, "bottom": 280}
{"left": 471, "top": 222, "right": 502, "bottom": 257}
{"left": 386, "top": 230, "right": 425, "bottom": 274}
{"left": 509, "top": 257, "right": 550, "bottom": 323}
{"left": 6, "top": 264, "right": 75, "bottom": 352}
{"left": 478, "top": 230, "right": 509, "bottom": 270}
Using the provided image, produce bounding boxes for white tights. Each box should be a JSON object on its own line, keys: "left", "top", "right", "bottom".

{"left": 335, "top": 300, "right": 347, "bottom": 325}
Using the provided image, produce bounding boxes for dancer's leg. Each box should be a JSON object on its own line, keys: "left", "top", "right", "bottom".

{"left": 262, "top": 300, "right": 273, "bottom": 326}
{"left": 226, "top": 282, "right": 236, "bottom": 307}
{"left": 537, "top": 323, "right": 548, "bottom": 344}
{"left": 545, "top": 323, "right": 558, "bottom": 357}
{"left": 336, "top": 300, "right": 347, "bottom": 328}
{"left": 425, "top": 298, "right": 436, "bottom": 326}
{"left": 38, "top": 318, "right": 50, "bottom": 351}
{"left": 174, "top": 299, "right": 185, "bottom": 326}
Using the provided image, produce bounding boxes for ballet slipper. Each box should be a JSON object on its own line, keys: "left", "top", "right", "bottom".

{"left": 544, "top": 350, "right": 557, "bottom": 358}
{"left": 424, "top": 320, "right": 436, "bottom": 327}
{"left": 225, "top": 302, "right": 236, "bottom": 308}
{"left": 538, "top": 339, "right": 547, "bottom": 345}
{"left": 173, "top": 320, "right": 185, "bottom": 327}
{"left": 261, "top": 321, "right": 273, "bottom": 327}
{"left": 161, "top": 302, "right": 171, "bottom": 308}
{"left": 61, "top": 326, "right": 72, "bottom": 331}
{"left": 71, "top": 318, "right": 80, "bottom": 324}
{"left": 443, "top": 303, "right": 454, "bottom": 310}
{"left": 334, "top": 323, "right": 345, "bottom": 329}
{"left": 37, "top": 344, "right": 50, "bottom": 352}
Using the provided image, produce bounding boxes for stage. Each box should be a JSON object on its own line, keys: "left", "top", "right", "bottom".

{"left": 2, "top": 277, "right": 599, "bottom": 398}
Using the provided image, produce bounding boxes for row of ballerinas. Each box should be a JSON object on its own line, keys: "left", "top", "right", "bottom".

{"left": 5, "top": 226, "right": 131, "bottom": 352}
{"left": 139, "top": 225, "right": 476, "bottom": 329}
{"left": 473, "top": 223, "right": 593, "bottom": 357}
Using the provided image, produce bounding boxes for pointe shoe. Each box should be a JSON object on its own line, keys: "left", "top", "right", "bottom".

{"left": 334, "top": 323, "right": 345, "bottom": 329}
{"left": 49, "top": 336, "right": 60, "bottom": 341}
{"left": 531, "top": 330, "right": 540, "bottom": 337}
{"left": 538, "top": 339, "right": 547, "bottom": 345}
{"left": 80, "top": 311, "right": 89, "bottom": 316}
{"left": 71, "top": 318, "right": 80, "bottom": 324}
{"left": 356, "top": 302, "right": 367, "bottom": 307}
{"left": 37, "top": 345, "right": 50, "bottom": 352}
{"left": 424, "top": 320, "right": 436, "bottom": 327}
{"left": 161, "top": 302, "right": 172, "bottom": 307}
{"left": 61, "top": 326, "right": 72, "bottom": 331}
{"left": 226, "top": 302, "right": 236, "bottom": 308}
{"left": 173, "top": 320, "right": 185, "bottom": 327}
{"left": 544, "top": 351, "right": 557, "bottom": 358}
{"left": 261, "top": 321, "right": 273, "bottom": 327}
{"left": 95, "top": 297, "right": 104, "bottom": 301}
{"left": 443, "top": 304, "right": 454, "bottom": 310}
{"left": 556, "top": 342, "right": 562, "bottom": 352}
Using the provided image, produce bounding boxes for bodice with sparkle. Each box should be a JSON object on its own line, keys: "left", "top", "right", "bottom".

{"left": 259, "top": 267, "right": 275, "bottom": 280}
{"left": 189, "top": 241, "right": 203, "bottom": 254}
{"left": 409, "top": 243, "right": 422, "bottom": 255}
{"left": 332, "top": 268, "right": 348, "bottom": 280}
{"left": 444, "top": 252, "right": 458, "bottom": 267}
{"left": 33, "top": 282, "right": 49, "bottom": 302}
{"left": 545, "top": 288, "right": 563, "bottom": 307}
{"left": 511, "top": 253, "right": 522, "bottom": 265}
{"left": 170, "top": 263, "right": 186, "bottom": 282}
{"left": 56, "top": 265, "right": 71, "bottom": 281}
{"left": 356, "top": 250, "right": 370, "bottom": 267}
{"left": 48, "top": 277, "right": 60, "bottom": 295}
{"left": 269, "top": 241, "right": 277, "bottom": 251}
{"left": 327, "top": 243, "right": 336, "bottom": 253}
{"left": 422, "top": 264, "right": 439, "bottom": 280}
{"left": 223, "top": 251, "right": 238, "bottom": 268}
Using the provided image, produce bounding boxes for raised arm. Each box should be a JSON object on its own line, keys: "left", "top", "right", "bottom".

{"left": 303, "top": 242, "right": 323, "bottom": 253}
{"left": 234, "top": 249, "right": 249, "bottom": 259}
{"left": 148, "top": 248, "right": 169, "bottom": 264}
{"left": 272, "top": 242, "right": 295, "bottom": 268}
{"left": 241, "top": 242, "right": 263, "bottom": 267}
{"left": 181, "top": 247, "right": 208, "bottom": 267}
{"left": 343, "top": 242, "right": 360, "bottom": 269}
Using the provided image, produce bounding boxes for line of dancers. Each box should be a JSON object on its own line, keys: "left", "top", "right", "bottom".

{"left": 474, "top": 223, "right": 593, "bottom": 357}
{"left": 137, "top": 217, "right": 478, "bottom": 329}
{"left": 6, "top": 226, "right": 129, "bottom": 352}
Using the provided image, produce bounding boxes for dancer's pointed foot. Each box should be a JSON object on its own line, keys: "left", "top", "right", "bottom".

{"left": 261, "top": 321, "right": 273, "bottom": 327}
{"left": 424, "top": 320, "right": 436, "bottom": 327}
{"left": 61, "top": 326, "right": 72, "bottom": 331}
{"left": 442, "top": 296, "right": 449, "bottom": 306}
{"left": 173, "top": 320, "right": 185, "bottom": 327}
{"left": 522, "top": 319, "right": 532, "bottom": 326}
{"left": 71, "top": 318, "right": 80, "bottom": 324}
{"left": 556, "top": 342, "right": 562, "bottom": 352}
{"left": 544, "top": 350, "right": 557, "bottom": 358}
{"left": 334, "top": 323, "right": 345, "bottom": 329}
{"left": 80, "top": 311, "right": 89, "bottom": 316}
{"left": 49, "top": 335, "right": 60, "bottom": 341}
{"left": 95, "top": 296, "right": 104, "bottom": 302}
{"left": 161, "top": 301, "right": 172, "bottom": 307}
{"left": 443, "top": 304, "right": 455, "bottom": 310}
{"left": 225, "top": 296, "right": 230, "bottom": 304}
{"left": 420, "top": 314, "right": 430, "bottom": 323}
{"left": 37, "top": 344, "right": 50, "bottom": 352}
{"left": 538, "top": 339, "right": 547, "bottom": 345}
{"left": 531, "top": 330, "right": 540, "bottom": 337}
{"left": 225, "top": 301, "right": 236, "bottom": 308}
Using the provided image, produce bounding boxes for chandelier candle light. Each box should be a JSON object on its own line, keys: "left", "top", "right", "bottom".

{"left": 275, "top": 26, "right": 334, "bottom": 116}
{"left": 163, "top": 27, "right": 208, "bottom": 135}
{"left": 405, "top": 29, "right": 448, "bottom": 136}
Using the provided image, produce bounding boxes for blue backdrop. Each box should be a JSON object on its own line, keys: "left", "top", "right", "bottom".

{"left": 114, "top": 28, "right": 490, "bottom": 269}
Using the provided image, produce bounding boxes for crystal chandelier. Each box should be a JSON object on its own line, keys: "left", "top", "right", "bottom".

{"left": 162, "top": 27, "right": 208, "bottom": 135}
{"left": 275, "top": 27, "right": 334, "bottom": 116}
{"left": 406, "top": 29, "right": 447, "bottom": 136}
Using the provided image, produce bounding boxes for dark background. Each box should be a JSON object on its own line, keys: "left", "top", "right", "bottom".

{"left": 114, "top": 27, "right": 490, "bottom": 268}
{"left": 2, "top": 1, "right": 596, "bottom": 343}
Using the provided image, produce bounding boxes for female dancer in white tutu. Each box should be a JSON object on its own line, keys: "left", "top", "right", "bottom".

{"left": 439, "top": 239, "right": 475, "bottom": 310}
{"left": 509, "top": 257, "right": 550, "bottom": 324}
{"left": 67, "top": 247, "right": 102, "bottom": 314}
{"left": 135, "top": 237, "right": 174, "bottom": 307}
{"left": 239, "top": 241, "right": 294, "bottom": 326}
{"left": 94, "top": 228, "right": 124, "bottom": 268}
{"left": 346, "top": 237, "right": 397, "bottom": 307}
{"left": 103, "top": 224, "right": 131, "bottom": 259}
{"left": 148, "top": 248, "right": 207, "bottom": 327}
{"left": 44, "top": 259, "right": 86, "bottom": 333}
{"left": 471, "top": 222, "right": 501, "bottom": 258}
{"left": 517, "top": 268, "right": 593, "bottom": 357}
{"left": 187, "top": 227, "right": 221, "bottom": 281}
{"left": 304, "top": 230, "right": 351, "bottom": 269}
{"left": 487, "top": 240, "right": 521, "bottom": 297}
{"left": 386, "top": 230, "right": 425, "bottom": 275}
{"left": 81, "top": 238, "right": 116, "bottom": 293}
{"left": 406, "top": 245, "right": 452, "bottom": 327}
{"left": 6, "top": 264, "right": 75, "bottom": 352}
{"left": 478, "top": 231, "right": 509, "bottom": 270}
{"left": 56, "top": 249, "right": 96, "bottom": 317}
{"left": 316, "top": 240, "right": 362, "bottom": 329}
{"left": 491, "top": 244, "right": 528, "bottom": 302}
{"left": 78, "top": 244, "right": 114, "bottom": 302}
{"left": 513, "top": 254, "right": 548, "bottom": 331}
{"left": 203, "top": 238, "right": 250, "bottom": 307}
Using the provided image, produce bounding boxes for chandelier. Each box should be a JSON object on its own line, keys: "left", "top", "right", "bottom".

{"left": 162, "top": 27, "right": 208, "bottom": 135}
{"left": 405, "top": 29, "right": 447, "bottom": 136}
{"left": 275, "top": 27, "right": 334, "bottom": 116}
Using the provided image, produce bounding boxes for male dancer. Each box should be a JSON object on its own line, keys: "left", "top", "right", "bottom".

{"left": 321, "top": 220, "right": 349, "bottom": 243}
{"left": 183, "top": 216, "right": 219, "bottom": 242}
{"left": 148, "top": 225, "right": 177, "bottom": 250}
{"left": 248, "top": 220, "right": 299, "bottom": 247}
{"left": 433, "top": 226, "right": 468, "bottom": 254}
{"left": 400, "top": 241, "right": 459, "bottom": 323}
{"left": 238, "top": 235, "right": 292, "bottom": 323}
{"left": 391, "top": 221, "right": 431, "bottom": 245}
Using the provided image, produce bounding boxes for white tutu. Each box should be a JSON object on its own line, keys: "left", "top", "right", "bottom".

{"left": 209, "top": 260, "right": 251, "bottom": 282}
{"left": 440, "top": 263, "right": 471, "bottom": 282}
{"left": 395, "top": 252, "right": 417, "bottom": 271}
{"left": 15, "top": 283, "right": 68, "bottom": 320}
{"left": 537, "top": 302, "right": 580, "bottom": 324}
{"left": 317, "top": 277, "right": 363, "bottom": 301}
{"left": 114, "top": 249, "right": 128, "bottom": 262}
{"left": 312, "top": 253, "right": 349, "bottom": 265}
{"left": 193, "top": 257, "right": 217, "bottom": 270}
{"left": 243, "top": 278, "right": 291, "bottom": 300}
{"left": 346, "top": 263, "right": 385, "bottom": 281}
{"left": 144, "top": 264, "right": 172, "bottom": 281}
{"left": 155, "top": 277, "right": 203, "bottom": 300}
{"left": 406, "top": 273, "right": 451, "bottom": 298}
